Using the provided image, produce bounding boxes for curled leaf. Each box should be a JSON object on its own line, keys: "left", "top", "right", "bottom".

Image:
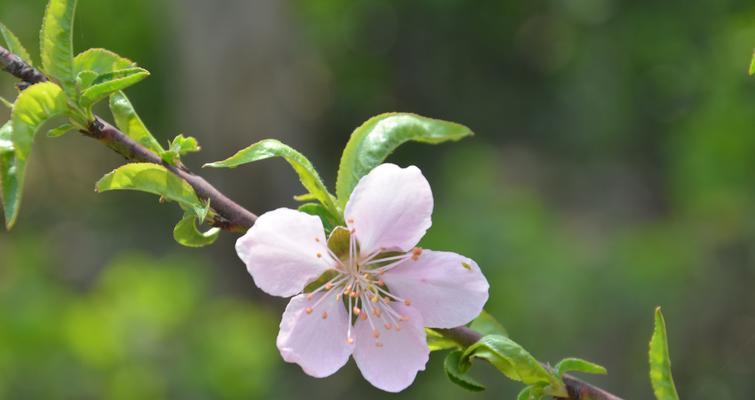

{"left": 555, "top": 358, "right": 607, "bottom": 377}
{"left": 80, "top": 67, "right": 150, "bottom": 107}
{"left": 173, "top": 212, "right": 220, "bottom": 248}
{"left": 444, "top": 350, "right": 486, "bottom": 391}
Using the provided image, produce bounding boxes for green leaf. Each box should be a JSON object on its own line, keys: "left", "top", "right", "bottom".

{"left": 649, "top": 307, "right": 680, "bottom": 400}
{"left": 298, "top": 202, "right": 337, "bottom": 234}
{"left": 444, "top": 350, "right": 486, "bottom": 392}
{"left": 517, "top": 385, "right": 545, "bottom": 400}
{"left": 75, "top": 70, "right": 98, "bottom": 90}
{"left": 95, "top": 163, "right": 204, "bottom": 216}
{"left": 460, "top": 335, "right": 565, "bottom": 397}
{"left": 40, "top": 0, "right": 77, "bottom": 94}
{"left": 469, "top": 310, "right": 508, "bottom": 337}
{"left": 109, "top": 91, "right": 164, "bottom": 154}
{"left": 0, "top": 22, "right": 33, "bottom": 65}
{"left": 749, "top": 50, "right": 755, "bottom": 76}
{"left": 426, "top": 328, "right": 460, "bottom": 352}
{"left": 555, "top": 358, "right": 607, "bottom": 377}
{"left": 162, "top": 134, "right": 200, "bottom": 165}
{"left": 173, "top": 212, "right": 220, "bottom": 248}
{"left": 11, "top": 82, "right": 68, "bottom": 158}
{"left": 73, "top": 48, "right": 135, "bottom": 76}
{"left": 335, "top": 113, "right": 473, "bottom": 209}
{"left": 47, "top": 123, "right": 73, "bottom": 138}
{"left": 0, "top": 122, "right": 22, "bottom": 229}
{"left": 205, "top": 139, "right": 339, "bottom": 219}
{"left": 79, "top": 67, "right": 149, "bottom": 107}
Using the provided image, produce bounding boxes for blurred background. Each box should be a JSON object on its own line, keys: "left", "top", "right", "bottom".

{"left": 1, "top": 0, "right": 754, "bottom": 398}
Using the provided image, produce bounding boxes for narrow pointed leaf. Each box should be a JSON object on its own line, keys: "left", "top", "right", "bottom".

{"left": 0, "top": 122, "right": 22, "bottom": 229}
{"left": 40, "top": 0, "right": 77, "bottom": 93}
{"left": 555, "top": 358, "right": 607, "bottom": 377}
{"left": 205, "top": 139, "right": 339, "bottom": 218}
{"left": 444, "top": 350, "right": 486, "bottom": 392}
{"left": 460, "top": 335, "right": 565, "bottom": 397}
{"left": 95, "top": 163, "right": 204, "bottom": 215}
{"left": 749, "top": 50, "right": 754, "bottom": 76}
{"left": 0, "top": 22, "right": 33, "bottom": 65}
{"left": 11, "top": 82, "right": 68, "bottom": 158}
{"left": 73, "top": 48, "right": 135, "bottom": 76}
{"left": 470, "top": 310, "right": 508, "bottom": 337}
{"left": 426, "top": 328, "right": 460, "bottom": 351}
{"left": 109, "top": 91, "right": 164, "bottom": 154}
{"left": 649, "top": 307, "right": 680, "bottom": 400}
{"left": 80, "top": 67, "right": 149, "bottom": 107}
{"left": 173, "top": 212, "right": 220, "bottom": 248}
{"left": 335, "top": 113, "right": 473, "bottom": 209}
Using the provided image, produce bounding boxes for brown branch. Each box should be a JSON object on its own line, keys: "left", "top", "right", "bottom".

{"left": 1, "top": 44, "right": 622, "bottom": 400}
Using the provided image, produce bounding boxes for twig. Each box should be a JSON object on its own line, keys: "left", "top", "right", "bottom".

{"left": 1, "top": 44, "right": 622, "bottom": 399}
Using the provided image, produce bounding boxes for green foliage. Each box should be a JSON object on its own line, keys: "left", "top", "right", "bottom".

{"left": 335, "top": 113, "right": 473, "bottom": 209}
{"left": 46, "top": 123, "right": 73, "bottom": 138}
{"left": 649, "top": 307, "right": 680, "bottom": 400}
{"left": 554, "top": 358, "right": 607, "bottom": 377}
{"left": 444, "top": 350, "right": 485, "bottom": 392}
{"left": 459, "top": 335, "right": 566, "bottom": 397}
{"left": 173, "top": 212, "right": 220, "bottom": 248}
{"left": 0, "top": 22, "right": 33, "bottom": 65}
{"left": 79, "top": 67, "right": 149, "bottom": 107}
{"left": 95, "top": 163, "right": 205, "bottom": 217}
{"left": 750, "top": 50, "right": 754, "bottom": 76}
{"left": 206, "top": 139, "right": 339, "bottom": 220}
{"left": 73, "top": 48, "right": 135, "bottom": 77}
{"left": 2, "top": 82, "right": 68, "bottom": 229}
{"left": 40, "top": 0, "right": 77, "bottom": 94}
{"left": 108, "top": 91, "right": 164, "bottom": 154}
{"left": 162, "top": 134, "right": 200, "bottom": 165}
{"left": 425, "top": 328, "right": 460, "bottom": 352}
{"left": 469, "top": 310, "right": 508, "bottom": 337}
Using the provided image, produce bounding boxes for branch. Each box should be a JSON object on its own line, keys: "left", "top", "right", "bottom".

{"left": 1, "top": 44, "right": 622, "bottom": 400}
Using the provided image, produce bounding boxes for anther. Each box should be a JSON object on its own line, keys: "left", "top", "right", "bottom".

{"left": 376, "top": 342, "right": 384, "bottom": 348}
{"left": 353, "top": 306, "right": 361, "bottom": 315}
{"left": 350, "top": 290, "right": 358, "bottom": 298}
{"left": 384, "top": 322, "right": 392, "bottom": 330}
{"left": 347, "top": 337, "right": 354, "bottom": 345}
{"left": 315, "top": 237, "right": 320, "bottom": 242}
{"left": 306, "top": 293, "right": 314, "bottom": 300}
{"left": 373, "top": 308, "right": 382, "bottom": 317}
{"left": 321, "top": 311, "right": 328, "bottom": 319}
{"left": 305, "top": 307, "right": 313, "bottom": 314}
{"left": 316, "top": 252, "right": 322, "bottom": 258}
{"left": 325, "top": 282, "right": 333, "bottom": 290}
{"left": 372, "top": 329, "right": 380, "bottom": 338}
{"left": 411, "top": 247, "right": 423, "bottom": 261}
{"left": 371, "top": 296, "right": 379, "bottom": 303}
{"left": 336, "top": 293, "right": 342, "bottom": 301}
{"left": 404, "top": 299, "right": 412, "bottom": 306}
{"left": 377, "top": 279, "right": 384, "bottom": 286}
{"left": 347, "top": 217, "right": 354, "bottom": 224}
{"left": 399, "top": 315, "right": 409, "bottom": 321}
{"left": 360, "top": 312, "right": 367, "bottom": 321}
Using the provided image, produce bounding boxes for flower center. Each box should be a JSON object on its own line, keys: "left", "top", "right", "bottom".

{"left": 303, "top": 225, "right": 422, "bottom": 348}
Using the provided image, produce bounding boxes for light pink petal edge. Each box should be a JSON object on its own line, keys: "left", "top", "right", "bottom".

{"left": 344, "top": 163, "right": 433, "bottom": 256}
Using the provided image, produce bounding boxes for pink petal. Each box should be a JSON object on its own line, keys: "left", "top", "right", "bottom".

{"left": 352, "top": 303, "right": 429, "bottom": 392}
{"left": 236, "top": 208, "right": 332, "bottom": 297}
{"left": 382, "top": 250, "right": 489, "bottom": 328}
{"left": 277, "top": 293, "right": 354, "bottom": 378}
{"left": 344, "top": 163, "right": 433, "bottom": 255}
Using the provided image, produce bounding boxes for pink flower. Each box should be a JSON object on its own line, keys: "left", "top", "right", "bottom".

{"left": 236, "top": 163, "right": 489, "bottom": 392}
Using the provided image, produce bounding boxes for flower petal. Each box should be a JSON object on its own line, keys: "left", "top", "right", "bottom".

{"left": 344, "top": 163, "right": 433, "bottom": 255}
{"left": 236, "top": 208, "right": 332, "bottom": 297}
{"left": 352, "top": 303, "right": 429, "bottom": 392}
{"left": 382, "top": 250, "right": 489, "bottom": 328}
{"left": 277, "top": 293, "right": 354, "bottom": 378}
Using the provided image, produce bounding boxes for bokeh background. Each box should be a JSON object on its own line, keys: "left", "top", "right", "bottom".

{"left": 1, "top": 0, "right": 754, "bottom": 398}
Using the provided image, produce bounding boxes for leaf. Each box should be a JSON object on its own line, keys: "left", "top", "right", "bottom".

{"left": 517, "top": 385, "right": 545, "bottom": 400}
{"left": 555, "top": 358, "right": 607, "bottom": 377}
{"left": 749, "top": 50, "right": 755, "bottom": 76}
{"left": 0, "top": 22, "right": 33, "bottom": 64}
{"left": 95, "top": 163, "right": 204, "bottom": 216}
{"left": 173, "top": 212, "right": 220, "bottom": 248}
{"left": 335, "top": 113, "right": 473, "bottom": 209}
{"left": 73, "top": 48, "right": 135, "bottom": 76}
{"left": 205, "top": 139, "right": 339, "bottom": 219}
{"left": 109, "top": 91, "right": 164, "bottom": 154}
{"left": 444, "top": 350, "right": 486, "bottom": 392}
{"left": 0, "top": 122, "right": 22, "bottom": 229}
{"left": 75, "top": 70, "right": 98, "bottom": 90}
{"left": 298, "top": 202, "right": 337, "bottom": 234}
{"left": 162, "top": 134, "right": 200, "bottom": 165}
{"left": 649, "top": 307, "right": 680, "bottom": 400}
{"left": 469, "top": 310, "right": 508, "bottom": 337}
{"left": 425, "top": 328, "right": 460, "bottom": 352}
{"left": 79, "top": 67, "right": 150, "bottom": 107}
{"left": 11, "top": 82, "right": 68, "bottom": 158}
{"left": 460, "top": 335, "right": 565, "bottom": 397}
{"left": 40, "top": 0, "right": 77, "bottom": 94}
{"left": 47, "top": 123, "right": 73, "bottom": 138}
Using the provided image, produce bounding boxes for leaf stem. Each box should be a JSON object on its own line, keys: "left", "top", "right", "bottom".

{"left": 1, "top": 43, "right": 623, "bottom": 400}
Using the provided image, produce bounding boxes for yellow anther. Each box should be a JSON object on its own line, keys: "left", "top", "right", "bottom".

{"left": 371, "top": 296, "right": 379, "bottom": 303}
{"left": 373, "top": 308, "right": 382, "bottom": 317}
{"left": 404, "top": 299, "right": 412, "bottom": 306}
{"left": 347, "top": 337, "right": 354, "bottom": 345}
{"left": 363, "top": 273, "right": 370, "bottom": 280}
{"left": 305, "top": 307, "right": 313, "bottom": 314}
{"left": 353, "top": 306, "right": 361, "bottom": 315}
{"left": 316, "top": 252, "right": 322, "bottom": 258}
{"left": 411, "top": 247, "right": 423, "bottom": 261}
{"left": 360, "top": 312, "right": 367, "bottom": 321}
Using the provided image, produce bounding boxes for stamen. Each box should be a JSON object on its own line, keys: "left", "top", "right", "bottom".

{"left": 372, "top": 329, "right": 380, "bottom": 338}
{"left": 384, "top": 322, "right": 392, "bottom": 330}
{"left": 321, "top": 311, "right": 328, "bottom": 319}
{"left": 316, "top": 252, "right": 322, "bottom": 258}
{"left": 305, "top": 307, "right": 313, "bottom": 314}
{"left": 347, "top": 337, "right": 354, "bottom": 345}
{"left": 404, "top": 299, "right": 412, "bottom": 306}
{"left": 411, "top": 247, "right": 423, "bottom": 261}
{"left": 353, "top": 306, "right": 361, "bottom": 315}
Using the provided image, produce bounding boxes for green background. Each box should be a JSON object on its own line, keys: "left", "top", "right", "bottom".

{"left": 1, "top": 0, "right": 754, "bottom": 398}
